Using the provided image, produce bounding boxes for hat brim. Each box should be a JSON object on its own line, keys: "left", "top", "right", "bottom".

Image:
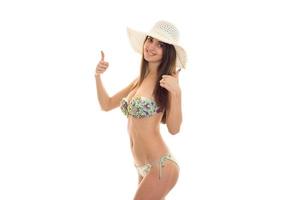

{"left": 127, "top": 27, "right": 187, "bottom": 69}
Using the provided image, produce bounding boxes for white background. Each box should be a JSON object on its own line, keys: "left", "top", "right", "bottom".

{"left": 0, "top": 0, "right": 299, "bottom": 199}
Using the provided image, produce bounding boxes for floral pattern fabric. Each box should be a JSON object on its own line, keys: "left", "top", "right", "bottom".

{"left": 120, "top": 96, "right": 161, "bottom": 118}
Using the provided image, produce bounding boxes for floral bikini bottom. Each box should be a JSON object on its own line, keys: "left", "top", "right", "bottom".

{"left": 135, "top": 153, "right": 179, "bottom": 179}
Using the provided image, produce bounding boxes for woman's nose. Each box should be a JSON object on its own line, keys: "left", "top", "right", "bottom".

{"left": 148, "top": 42, "right": 157, "bottom": 51}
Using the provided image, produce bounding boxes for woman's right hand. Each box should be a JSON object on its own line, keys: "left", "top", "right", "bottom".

{"left": 95, "top": 51, "right": 109, "bottom": 76}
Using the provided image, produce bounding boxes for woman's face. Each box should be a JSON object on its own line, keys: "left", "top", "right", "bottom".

{"left": 143, "top": 36, "right": 165, "bottom": 64}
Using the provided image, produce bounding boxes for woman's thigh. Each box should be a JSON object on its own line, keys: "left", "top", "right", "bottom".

{"left": 134, "top": 160, "right": 179, "bottom": 200}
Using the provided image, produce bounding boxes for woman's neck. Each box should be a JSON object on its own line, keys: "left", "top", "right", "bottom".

{"left": 147, "top": 62, "right": 159, "bottom": 77}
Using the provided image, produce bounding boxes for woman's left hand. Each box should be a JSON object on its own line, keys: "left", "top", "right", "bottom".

{"left": 160, "top": 69, "right": 181, "bottom": 95}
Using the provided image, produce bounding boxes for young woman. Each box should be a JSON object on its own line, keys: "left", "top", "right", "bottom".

{"left": 95, "top": 20, "right": 187, "bottom": 200}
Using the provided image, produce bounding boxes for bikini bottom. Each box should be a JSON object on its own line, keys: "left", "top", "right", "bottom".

{"left": 135, "top": 153, "right": 179, "bottom": 179}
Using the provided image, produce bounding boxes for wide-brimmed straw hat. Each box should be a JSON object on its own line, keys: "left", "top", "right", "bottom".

{"left": 127, "top": 20, "right": 187, "bottom": 69}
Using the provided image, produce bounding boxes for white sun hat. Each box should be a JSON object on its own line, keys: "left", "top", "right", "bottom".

{"left": 127, "top": 20, "right": 187, "bottom": 69}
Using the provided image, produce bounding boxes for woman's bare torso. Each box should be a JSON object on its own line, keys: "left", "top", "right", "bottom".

{"left": 126, "top": 76, "right": 169, "bottom": 165}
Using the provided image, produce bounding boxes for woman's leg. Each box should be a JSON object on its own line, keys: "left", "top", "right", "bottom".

{"left": 133, "top": 160, "right": 179, "bottom": 200}
{"left": 138, "top": 175, "right": 165, "bottom": 200}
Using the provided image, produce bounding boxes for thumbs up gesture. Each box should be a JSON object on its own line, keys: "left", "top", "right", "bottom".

{"left": 160, "top": 69, "right": 181, "bottom": 95}
{"left": 95, "top": 51, "right": 109, "bottom": 76}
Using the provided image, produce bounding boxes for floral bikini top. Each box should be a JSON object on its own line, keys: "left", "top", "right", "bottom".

{"left": 120, "top": 96, "right": 162, "bottom": 118}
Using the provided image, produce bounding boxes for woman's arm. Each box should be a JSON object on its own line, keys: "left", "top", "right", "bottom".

{"left": 160, "top": 69, "right": 182, "bottom": 134}
{"left": 95, "top": 50, "right": 137, "bottom": 111}
{"left": 95, "top": 75, "right": 136, "bottom": 111}
{"left": 165, "top": 90, "right": 182, "bottom": 134}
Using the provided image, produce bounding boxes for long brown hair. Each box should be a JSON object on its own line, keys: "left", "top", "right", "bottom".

{"left": 137, "top": 36, "right": 177, "bottom": 123}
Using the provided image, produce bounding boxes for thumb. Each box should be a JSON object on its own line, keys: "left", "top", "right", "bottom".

{"left": 100, "top": 50, "right": 105, "bottom": 61}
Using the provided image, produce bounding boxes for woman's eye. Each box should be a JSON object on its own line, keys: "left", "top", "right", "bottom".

{"left": 158, "top": 42, "right": 165, "bottom": 48}
{"left": 147, "top": 36, "right": 153, "bottom": 42}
